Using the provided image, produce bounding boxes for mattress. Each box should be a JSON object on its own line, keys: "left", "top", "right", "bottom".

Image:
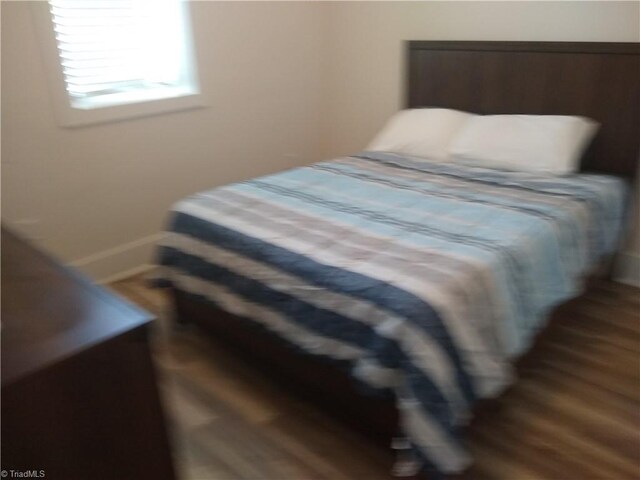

{"left": 155, "top": 151, "right": 628, "bottom": 477}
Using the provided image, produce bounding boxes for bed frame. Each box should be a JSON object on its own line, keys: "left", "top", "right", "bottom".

{"left": 169, "top": 41, "right": 640, "bottom": 475}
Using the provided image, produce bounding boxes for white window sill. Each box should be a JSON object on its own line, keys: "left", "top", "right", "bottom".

{"left": 71, "top": 86, "right": 198, "bottom": 110}
{"left": 58, "top": 88, "right": 205, "bottom": 128}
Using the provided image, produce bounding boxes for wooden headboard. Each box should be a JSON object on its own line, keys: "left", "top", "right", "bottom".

{"left": 407, "top": 41, "right": 640, "bottom": 177}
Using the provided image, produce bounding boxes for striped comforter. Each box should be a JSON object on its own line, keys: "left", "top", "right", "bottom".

{"left": 156, "top": 152, "right": 627, "bottom": 477}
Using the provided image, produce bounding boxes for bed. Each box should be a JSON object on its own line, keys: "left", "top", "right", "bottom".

{"left": 155, "top": 41, "right": 640, "bottom": 479}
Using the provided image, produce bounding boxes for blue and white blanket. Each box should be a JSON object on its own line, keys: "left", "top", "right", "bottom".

{"left": 155, "top": 152, "right": 628, "bottom": 477}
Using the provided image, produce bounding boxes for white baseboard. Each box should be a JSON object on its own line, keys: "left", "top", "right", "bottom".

{"left": 614, "top": 251, "right": 640, "bottom": 288}
{"left": 70, "top": 233, "right": 164, "bottom": 284}
{"left": 98, "top": 263, "right": 156, "bottom": 285}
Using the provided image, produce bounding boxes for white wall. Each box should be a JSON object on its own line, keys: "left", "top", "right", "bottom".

{"left": 1, "top": 1, "right": 326, "bottom": 280}
{"left": 320, "top": 0, "right": 640, "bottom": 285}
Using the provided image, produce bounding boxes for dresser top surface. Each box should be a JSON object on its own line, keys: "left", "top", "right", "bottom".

{"left": 1, "top": 229, "right": 154, "bottom": 386}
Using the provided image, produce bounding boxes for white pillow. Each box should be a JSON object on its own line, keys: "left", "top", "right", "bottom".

{"left": 366, "top": 108, "right": 475, "bottom": 162}
{"left": 449, "top": 115, "right": 598, "bottom": 174}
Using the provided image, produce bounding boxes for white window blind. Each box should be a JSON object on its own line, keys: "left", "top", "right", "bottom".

{"left": 48, "top": 0, "right": 197, "bottom": 109}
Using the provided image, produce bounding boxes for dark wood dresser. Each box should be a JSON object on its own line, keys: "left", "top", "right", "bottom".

{"left": 1, "top": 229, "right": 176, "bottom": 480}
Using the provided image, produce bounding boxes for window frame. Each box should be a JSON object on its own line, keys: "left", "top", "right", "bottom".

{"left": 31, "top": 1, "right": 204, "bottom": 128}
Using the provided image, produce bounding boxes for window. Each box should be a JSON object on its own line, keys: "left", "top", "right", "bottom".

{"left": 33, "top": 0, "right": 202, "bottom": 126}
